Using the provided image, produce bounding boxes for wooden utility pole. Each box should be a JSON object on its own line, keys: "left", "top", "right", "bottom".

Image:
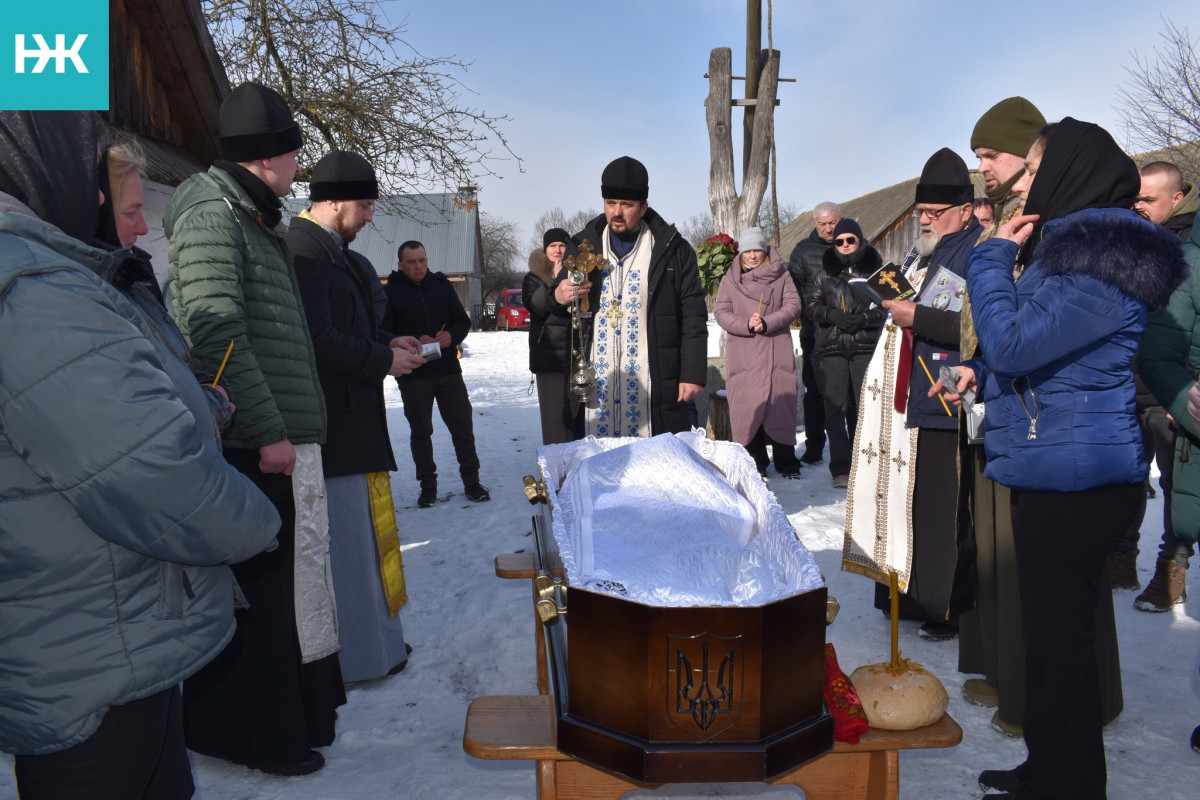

{"left": 706, "top": 0, "right": 785, "bottom": 237}
{"left": 743, "top": 0, "right": 761, "bottom": 178}
{"left": 705, "top": 46, "right": 779, "bottom": 236}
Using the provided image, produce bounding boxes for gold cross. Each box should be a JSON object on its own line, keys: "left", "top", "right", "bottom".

{"left": 879, "top": 270, "right": 900, "bottom": 293}
{"left": 605, "top": 304, "right": 623, "bottom": 328}
{"left": 564, "top": 239, "right": 605, "bottom": 314}
{"left": 867, "top": 379, "right": 882, "bottom": 400}
{"left": 861, "top": 442, "right": 878, "bottom": 464}
{"left": 892, "top": 449, "right": 907, "bottom": 473}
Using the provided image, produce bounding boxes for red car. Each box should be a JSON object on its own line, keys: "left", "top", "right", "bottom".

{"left": 496, "top": 288, "right": 530, "bottom": 331}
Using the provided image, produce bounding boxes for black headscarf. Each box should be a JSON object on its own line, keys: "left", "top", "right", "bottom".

{"left": 95, "top": 148, "right": 121, "bottom": 248}
{"left": 0, "top": 111, "right": 103, "bottom": 244}
{"left": 1018, "top": 117, "right": 1139, "bottom": 266}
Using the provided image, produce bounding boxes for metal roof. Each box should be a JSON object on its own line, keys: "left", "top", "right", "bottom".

{"left": 283, "top": 193, "right": 483, "bottom": 279}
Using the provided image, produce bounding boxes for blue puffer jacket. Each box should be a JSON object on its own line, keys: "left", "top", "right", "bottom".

{"left": 0, "top": 205, "right": 282, "bottom": 755}
{"left": 967, "top": 207, "right": 1186, "bottom": 492}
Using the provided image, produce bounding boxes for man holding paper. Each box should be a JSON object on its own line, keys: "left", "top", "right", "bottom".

{"left": 843, "top": 148, "right": 979, "bottom": 642}
{"left": 383, "top": 241, "right": 489, "bottom": 507}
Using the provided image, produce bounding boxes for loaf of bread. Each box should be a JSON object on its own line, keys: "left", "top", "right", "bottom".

{"left": 848, "top": 660, "right": 948, "bottom": 731}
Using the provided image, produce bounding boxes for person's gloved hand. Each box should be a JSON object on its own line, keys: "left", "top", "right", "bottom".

{"left": 825, "top": 308, "right": 846, "bottom": 328}
{"left": 835, "top": 312, "right": 867, "bottom": 333}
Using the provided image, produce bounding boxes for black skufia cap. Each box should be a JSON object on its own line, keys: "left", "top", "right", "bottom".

{"left": 310, "top": 151, "right": 379, "bottom": 202}
{"left": 916, "top": 147, "right": 974, "bottom": 206}
{"left": 219, "top": 83, "right": 303, "bottom": 162}
{"left": 601, "top": 156, "right": 649, "bottom": 201}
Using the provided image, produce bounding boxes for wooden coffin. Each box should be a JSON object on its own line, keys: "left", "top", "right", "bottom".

{"left": 532, "top": 438, "right": 833, "bottom": 784}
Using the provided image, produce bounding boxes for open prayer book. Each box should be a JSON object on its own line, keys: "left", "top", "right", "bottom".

{"left": 849, "top": 261, "right": 915, "bottom": 306}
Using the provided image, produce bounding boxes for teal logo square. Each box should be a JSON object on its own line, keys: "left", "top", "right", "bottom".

{"left": 0, "top": 1, "right": 109, "bottom": 110}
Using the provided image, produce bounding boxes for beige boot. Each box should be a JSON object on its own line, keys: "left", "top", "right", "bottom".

{"left": 1134, "top": 558, "right": 1187, "bottom": 612}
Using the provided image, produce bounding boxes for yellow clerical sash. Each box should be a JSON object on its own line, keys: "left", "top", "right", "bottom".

{"left": 368, "top": 471, "right": 408, "bottom": 615}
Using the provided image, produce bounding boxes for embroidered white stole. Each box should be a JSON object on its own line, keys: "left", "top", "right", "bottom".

{"left": 842, "top": 261, "right": 929, "bottom": 591}
{"left": 587, "top": 225, "right": 654, "bottom": 438}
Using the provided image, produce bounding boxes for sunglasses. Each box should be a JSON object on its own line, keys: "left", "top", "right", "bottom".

{"left": 835, "top": 236, "right": 858, "bottom": 246}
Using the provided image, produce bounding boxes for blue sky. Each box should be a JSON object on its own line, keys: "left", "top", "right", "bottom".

{"left": 387, "top": 0, "right": 1198, "bottom": 251}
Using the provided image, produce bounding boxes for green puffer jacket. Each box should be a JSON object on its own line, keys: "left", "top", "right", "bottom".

{"left": 165, "top": 166, "right": 325, "bottom": 450}
{"left": 1138, "top": 211, "right": 1200, "bottom": 540}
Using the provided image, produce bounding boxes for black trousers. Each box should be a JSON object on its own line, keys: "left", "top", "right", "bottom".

{"left": 183, "top": 448, "right": 345, "bottom": 769}
{"left": 746, "top": 426, "right": 800, "bottom": 475}
{"left": 400, "top": 373, "right": 481, "bottom": 488}
{"left": 1011, "top": 483, "right": 1140, "bottom": 800}
{"left": 1117, "top": 406, "right": 1191, "bottom": 563}
{"left": 16, "top": 687, "right": 193, "bottom": 800}
{"left": 799, "top": 336, "right": 825, "bottom": 455}
{"left": 820, "top": 352, "right": 870, "bottom": 476}
{"left": 535, "top": 372, "right": 573, "bottom": 445}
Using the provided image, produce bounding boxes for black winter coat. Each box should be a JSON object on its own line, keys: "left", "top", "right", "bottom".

{"left": 906, "top": 216, "right": 981, "bottom": 429}
{"left": 787, "top": 229, "right": 833, "bottom": 338}
{"left": 289, "top": 216, "right": 397, "bottom": 477}
{"left": 806, "top": 244, "right": 887, "bottom": 359}
{"left": 552, "top": 208, "right": 708, "bottom": 435}
{"left": 523, "top": 250, "right": 571, "bottom": 373}
{"left": 382, "top": 268, "right": 471, "bottom": 380}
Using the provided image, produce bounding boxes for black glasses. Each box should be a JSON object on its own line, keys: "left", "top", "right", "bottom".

{"left": 835, "top": 236, "right": 858, "bottom": 246}
{"left": 912, "top": 205, "right": 961, "bottom": 221}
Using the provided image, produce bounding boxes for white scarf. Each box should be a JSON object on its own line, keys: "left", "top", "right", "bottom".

{"left": 291, "top": 443, "right": 340, "bottom": 663}
{"left": 587, "top": 224, "right": 654, "bottom": 437}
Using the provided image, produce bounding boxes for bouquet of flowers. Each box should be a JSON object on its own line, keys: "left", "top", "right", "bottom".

{"left": 695, "top": 233, "right": 738, "bottom": 297}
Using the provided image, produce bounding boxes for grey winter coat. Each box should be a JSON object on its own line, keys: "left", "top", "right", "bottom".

{"left": 0, "top": 204, "right": 281, "bottom": 755}
{"left": 714, "top": 246, "right": 802, "bottom": 445}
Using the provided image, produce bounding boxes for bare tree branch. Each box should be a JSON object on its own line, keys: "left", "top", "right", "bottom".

{"left": 527, "top": 207, "right": 599, "bottom": 252}
{"left": 203, "top": 0, "right": 522, "bottom": 204}
{"left": 678, "top": 212, "right": 715, "bottom": 249}
{"left": 479, "top": 211, "right": 524, "bottom": 302}
{"left": 1117, "top": 17, "right": 1200, "bottom": 180}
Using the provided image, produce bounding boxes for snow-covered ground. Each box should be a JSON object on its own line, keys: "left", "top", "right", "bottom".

{"left": 4, "top": 328, "right": 1199, "bottom": 799}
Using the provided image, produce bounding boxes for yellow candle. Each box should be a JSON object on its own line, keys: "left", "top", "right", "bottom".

{"left": 211, "top": 341, "right": 234, "bottom": 388}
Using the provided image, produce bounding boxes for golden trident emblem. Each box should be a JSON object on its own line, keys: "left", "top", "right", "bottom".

{"left": 564, "top": 239, "right": 605, "bottom": 315}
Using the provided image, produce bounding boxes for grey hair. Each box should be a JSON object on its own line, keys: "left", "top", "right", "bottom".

{"left": 813, "top": 201, "right": 842, "bottom": 221}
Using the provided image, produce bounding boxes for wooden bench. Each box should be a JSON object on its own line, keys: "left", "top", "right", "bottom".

{"left": 464, "top": 694, "right": 962, "bottom": 800}
{"left": 471, "top": 553, "right": 962, "bottom": 799}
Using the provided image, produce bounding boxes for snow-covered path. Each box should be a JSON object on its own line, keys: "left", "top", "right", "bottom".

{"left": 3, "top": 329, "right": 1198, "bottom": 799}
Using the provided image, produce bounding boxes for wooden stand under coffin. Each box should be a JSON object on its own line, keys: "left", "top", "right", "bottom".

{"left": 531, "top": 437, "right": 833, "bottom": 784}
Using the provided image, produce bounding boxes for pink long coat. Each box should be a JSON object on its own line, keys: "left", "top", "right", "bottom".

{"left": 714, "top": 246, "right": 802, "bottom": 446}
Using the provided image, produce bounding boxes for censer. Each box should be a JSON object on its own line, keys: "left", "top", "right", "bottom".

{"left": 564, "top": 240, "right": 603, "bottom": 401}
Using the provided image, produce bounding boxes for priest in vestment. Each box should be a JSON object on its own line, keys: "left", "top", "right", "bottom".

{"left": 549, "top": 156, "right": 708, "bottom": 438}
{"left": 843, "top": 149, "right": 980, "bottom": 641}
